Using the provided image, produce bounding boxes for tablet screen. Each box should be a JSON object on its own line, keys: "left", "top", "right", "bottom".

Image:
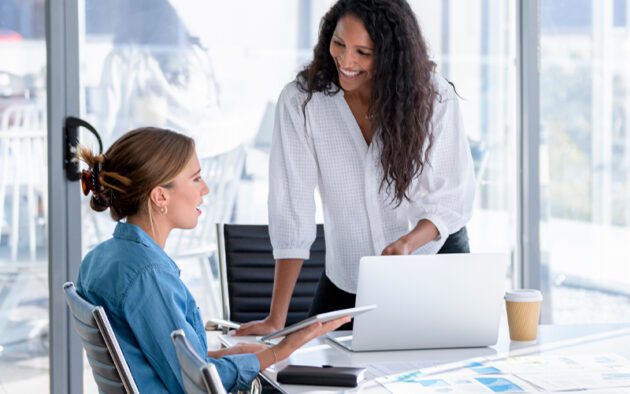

{"left": 260, "top": 304, "right": 377, "bottom": 342}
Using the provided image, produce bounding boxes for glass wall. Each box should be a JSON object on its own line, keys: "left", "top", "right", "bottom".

{"left": 0, "top": 0, "right": 49, "bottom": 392}
{"left": 77, "top": 0, "right": 518, "bottom": 332}
{"left": 540, "top": 0, "right": 630, "bottom": 323}
{"left": 409, "top": 0, "right": 518, "bottom": 266}
{"left": 77, "top": 0, "right": 518, "bottom": 331}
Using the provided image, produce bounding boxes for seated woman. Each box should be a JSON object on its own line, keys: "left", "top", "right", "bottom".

{"left": 76, "top": 127, "right": 349, "bottom": 393}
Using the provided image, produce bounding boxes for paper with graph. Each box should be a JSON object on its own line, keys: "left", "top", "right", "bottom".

{"left": 377, "top": 354, "right": 630, "bottom": 393}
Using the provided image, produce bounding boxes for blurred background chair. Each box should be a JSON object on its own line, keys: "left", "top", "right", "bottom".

{"left": 167, "top": 144, "right": 246, "bottom": 259}
{"left": 468, "top": 137, "right": 489, "bottom": 187}
{"left": 171, "top": 329, "right": 228, "bottom": 394}
{"left": 63, "top": 281, "right": 139, "bottom": 394}
{"left": 0, "top": 103, "right": 47, "bottom": 262}
{"left": 216, "top": 223, "right": 325, "bottom": 325}
{"left": 165, "top": 144, "right": 246, "bottom": 319}
{"left": 0, "top": 103, "right": 48, "bottom": 348}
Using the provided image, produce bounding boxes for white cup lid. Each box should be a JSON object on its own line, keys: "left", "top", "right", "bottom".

{"left": 504, "top": 289, "right": 543, "bottom": 302}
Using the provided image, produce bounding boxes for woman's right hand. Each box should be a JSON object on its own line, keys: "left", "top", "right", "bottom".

{"left": 234, "top": 316, "right": 283, "bottom": 336}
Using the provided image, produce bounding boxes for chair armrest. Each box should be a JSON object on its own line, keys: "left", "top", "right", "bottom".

{"left": 205, "top": 318, "right": 240, "bottom": 333}
{"left": 205, "top": 320, "right": 222, "bottom": 331}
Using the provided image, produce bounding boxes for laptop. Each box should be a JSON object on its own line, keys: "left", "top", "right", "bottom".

{"left": 327, "top": 253, "right": 507, "bottom": 352}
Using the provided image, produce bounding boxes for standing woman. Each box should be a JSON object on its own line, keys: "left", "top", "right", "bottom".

{"left": 237, "top": 0, "right": 475, "bottom": 336}
{"left": 76, "top": 128, "right": 349, "bottom": 393}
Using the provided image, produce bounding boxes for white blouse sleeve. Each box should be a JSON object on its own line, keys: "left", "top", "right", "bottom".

{"left": 268, "top": 83, "right": 318, "bottom": 260}
{"left": 408, "top": 92, "right": 476, "bottom": 242}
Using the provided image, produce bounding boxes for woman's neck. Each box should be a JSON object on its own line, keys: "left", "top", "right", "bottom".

{"left": 344, "top": 86, "right": 371, "bottom": 106}
{"left": 126, "top": 214, "right": 170, "bottom": 248}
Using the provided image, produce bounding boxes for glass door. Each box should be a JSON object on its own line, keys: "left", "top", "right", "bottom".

{"left": 0, "top": 0, "right": 50, "bottom": 392}
{"left": 539, "top": 0, "right": 630, "bottom": 323}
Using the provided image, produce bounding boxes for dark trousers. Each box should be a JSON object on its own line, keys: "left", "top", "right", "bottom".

{"left": 308, "top": 226, "right": 470, "bottom": 329}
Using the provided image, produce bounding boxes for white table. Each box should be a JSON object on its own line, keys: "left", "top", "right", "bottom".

{"left": 218, "top": 323, "right": 630, "bottom": 393}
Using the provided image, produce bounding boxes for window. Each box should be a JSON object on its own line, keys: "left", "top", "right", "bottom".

{"left": 77, "top": 0, "right": 519, "bottom": 328}
{"left": 540, "top": 0, "right": 630, "bottom": 323}
{"left": 408, "top": 1, "right": 518, "bottom": 268}
{"left": 0, "top": 0, "right": 49, "bottom": 392}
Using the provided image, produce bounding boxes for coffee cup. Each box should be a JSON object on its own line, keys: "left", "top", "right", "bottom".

{"left": 505, "top": 289, "right": 542, "bottom": 341}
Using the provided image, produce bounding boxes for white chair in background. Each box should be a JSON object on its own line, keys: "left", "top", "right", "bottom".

{"left": 468, "top": 137, "right": 489, "bottom": 189}
{"left": 166, "top": 144, "right": 246, "bottom": 318}
{"left": 0, "top": 103, "right": 48, "bottom": 346}
{"left": 0, "top": 104, "right": 47, "bottom": 262}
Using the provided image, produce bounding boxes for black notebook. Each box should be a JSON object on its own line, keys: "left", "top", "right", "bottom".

{"left": 276, "top": 364, "right": 367, "bottom": 387}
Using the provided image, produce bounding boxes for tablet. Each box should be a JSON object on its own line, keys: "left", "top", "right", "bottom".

{"left": 260, "top": 304, "right": 377, "bottom": 342}
{"left": 206, "top": 318, "right": 241, "bottom": 330}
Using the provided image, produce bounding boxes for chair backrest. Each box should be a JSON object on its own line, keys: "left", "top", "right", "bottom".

{"left": 217, "top": 224, "right": 325, "bottom": 325}
{"left": 0, "top": 104, "right": 46, "bottom": 131}
{"left": 468, "top": 137, "right": 489, "bottom": 187}
{"left": 166, "top": 145, "right": 246, "bottom": 259}
{"left": 63, "top": 282, "right": 139, "bottom": 394}
{"left": 171, "top": 329, "right": 227, "bottom": 394}
{"left": 0, "top": 103, "right": 47, "bottom": 262}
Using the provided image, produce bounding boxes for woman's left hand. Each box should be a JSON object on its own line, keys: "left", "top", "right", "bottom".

{"left": 381, "top": 238, "right": 412, "bottom": 255}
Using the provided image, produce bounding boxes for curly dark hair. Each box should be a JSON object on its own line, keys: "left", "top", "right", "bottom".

{"left": 297, "top": 0, "right": 436, "bottom": 204}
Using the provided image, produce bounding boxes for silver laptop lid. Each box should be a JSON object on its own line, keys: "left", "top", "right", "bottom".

{"left": 350, "top": 253, "right": 507, "bottom": 351}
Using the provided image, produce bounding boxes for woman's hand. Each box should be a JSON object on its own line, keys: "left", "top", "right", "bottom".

{"left": 381, "top": 237, "right": 412, "bottom": 255}
{"left": 234, "top": 316, "right": 283, "bottom": 336}
{"left": 207, "top": 342, "right": 269, "bottom": 358}
{"left": 381, "top": 220, "right": 439, "bottom": 255}
{"left": 254, "top": 316, "right": 350, "bottom": 370}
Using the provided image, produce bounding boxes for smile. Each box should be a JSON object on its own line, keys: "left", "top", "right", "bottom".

{"left": 339, "top": 67, "right": 362, "bottom": 79}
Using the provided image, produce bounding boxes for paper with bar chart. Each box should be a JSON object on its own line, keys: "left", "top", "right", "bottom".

{"left": 377, "top": 354, "right": 630, "bottom": 393}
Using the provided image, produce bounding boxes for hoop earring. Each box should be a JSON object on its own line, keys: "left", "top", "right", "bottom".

{"left": 160, "top": 206, "right": 168, "bottom": 215}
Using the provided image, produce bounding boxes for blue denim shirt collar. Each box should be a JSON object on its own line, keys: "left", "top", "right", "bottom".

{"left": 112, "top": 222, "right": 181, "bottom": 274}
{"left": 113, "top": 221, "right": 159, "bottom": 247}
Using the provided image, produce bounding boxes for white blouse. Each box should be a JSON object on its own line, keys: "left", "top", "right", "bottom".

{"left": 268, "top": 75, "right": 475, "bottom": 293}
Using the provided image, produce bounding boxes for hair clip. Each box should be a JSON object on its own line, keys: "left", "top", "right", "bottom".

{"left": 81, "top": 170, "right": 93, "bottom": 196}
{"left": 81, "top": 161, "right": 104, "bottom": 197}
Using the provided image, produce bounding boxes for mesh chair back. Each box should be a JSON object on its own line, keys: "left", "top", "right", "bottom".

{"left": 63, "top": 282, "right": 139, "bottom": 394}
{"left": 171, "top": 329, "right": 227, "bottom": 394}
{"left": 217, "top": 224, "right": 325, "bottom": 325}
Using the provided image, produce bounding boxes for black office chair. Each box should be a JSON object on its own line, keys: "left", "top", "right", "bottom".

{"left": 171, "top": 329, "right": 228, "bottom": 394}
{"left": 216, "top": 224, "right": 325, "bottom": 325}
{"left": 63, "top": 282, "right": 139, "bottom": 394}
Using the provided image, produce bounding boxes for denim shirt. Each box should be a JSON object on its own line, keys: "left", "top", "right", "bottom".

{"left": 77, "top": 222, "right": 259, "bottom": 393}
